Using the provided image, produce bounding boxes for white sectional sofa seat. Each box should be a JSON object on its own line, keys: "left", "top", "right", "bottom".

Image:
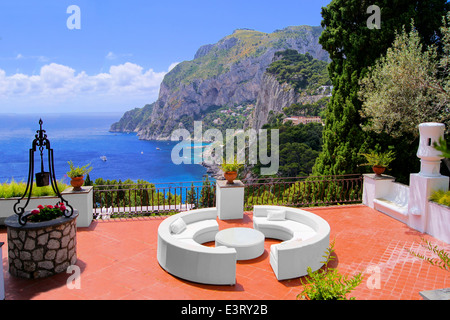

{"left": 253, "top": 205, "right": 330, "bottom": 281}
{"left": 157, "top": 208, "right": 237, "bottom": 285}
{"left": 373, "top": 182, "right": 409, "bottom": 223}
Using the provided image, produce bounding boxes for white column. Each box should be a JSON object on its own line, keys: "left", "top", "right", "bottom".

{"left": 408, "top": 174, "right": 449, "bottom": 232}
{"left": 408, "top": 123, "right": 449, "bottom": 233}
{"left": 0, "top": 242, "right": 4, "bottom": 300}
{"left": 216, "top": 180, "right": 245, "bottom": 220}
{"left": 62, "top": 186, "right": 94, "bottom": 227}
{"left": 362, "top": 174, "right": 395, "bottom": 208}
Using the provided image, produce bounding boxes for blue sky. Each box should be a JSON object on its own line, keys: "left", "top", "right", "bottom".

{"left": 0, "top": 0, "right": 331, "bottom": 113}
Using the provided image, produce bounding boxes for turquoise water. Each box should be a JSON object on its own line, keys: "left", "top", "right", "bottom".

{"left": 0, "top": 113, "right": 209, "bottom": 186}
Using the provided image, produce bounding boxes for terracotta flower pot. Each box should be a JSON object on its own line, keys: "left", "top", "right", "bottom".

{"left": 224, "top": 171, "right": 237, "bottom": 184}
{"left": 70, "top": 176, "right": 84, "bottom": 191}
{"left": 372, "top": 166, "right": 386, "bottom": 176}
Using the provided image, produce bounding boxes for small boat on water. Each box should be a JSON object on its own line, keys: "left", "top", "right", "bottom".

{"left": 100, "top": 156, "right": 107, "bottom": 161}
{"left": 156, "top": 147, "right": 160, "bottom": 150}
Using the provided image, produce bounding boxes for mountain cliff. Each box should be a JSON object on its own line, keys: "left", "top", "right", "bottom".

{"left": 111, "top": 26, "right": 329, "bottom": 139}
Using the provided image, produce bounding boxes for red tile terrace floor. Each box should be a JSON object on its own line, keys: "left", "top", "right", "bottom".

{"left": 0, "top": 205, "right": 448, "bottom": 300}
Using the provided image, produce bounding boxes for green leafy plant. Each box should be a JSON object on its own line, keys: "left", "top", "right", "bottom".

{"left": 0, "top": 180, "right": 68, "bottom": 199}
{"left": 359, "top": 150, "right": 396, "bottom": 168}
{"left": 297, "top": 241, "right": 363, "bottom": 300}
{"left": 67, "top": 161, "right": 92, "bottom": 178}
{"left": 28, "top": 203, "right": 66, "bottom": 222}
{"left": 429, "top": 189, "right": 450, "bottom": 207}
{"left": 408, "top": 238, "right": 449, "bottom": 271}
{"left": 433, "top": 137, "right": 450, "bottom": 158}
{"left": 220, "top": 157, "right": 243, "bottom": 172}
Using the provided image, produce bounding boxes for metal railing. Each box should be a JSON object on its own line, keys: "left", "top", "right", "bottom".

{"left": 92, "top": 174, "right": 363, "bottom": 219}
{"left": 242, "top": 174, "right": 363, "bottom": 210}
{"left": 92, "top": 180, "right": 216, "bottom": 219}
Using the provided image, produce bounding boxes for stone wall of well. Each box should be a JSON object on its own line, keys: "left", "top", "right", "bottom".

{"left": 6, "top": 213, "right": 78, "bottom": 279}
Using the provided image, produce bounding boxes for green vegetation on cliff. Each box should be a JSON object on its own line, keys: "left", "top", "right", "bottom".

{"left": 162, "top": 26, "right": 326, "bottom": 88}
{"left": 266, "top": 49, "right": 331, "bottom": 94}
{"left": 110, "top": 103, "right": 154, "bottom": 132}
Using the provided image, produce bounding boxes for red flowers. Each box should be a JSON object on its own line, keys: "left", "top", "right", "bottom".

{"left": 28, "top": 203, "right": 67, "bottom": 222}
{"left": 55, "top": 202, "right": 67, "bottom": 212}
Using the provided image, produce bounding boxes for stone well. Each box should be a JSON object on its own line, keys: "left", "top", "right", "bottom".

{"left": 5, "top": 211, "right": 78, "bottom": 279}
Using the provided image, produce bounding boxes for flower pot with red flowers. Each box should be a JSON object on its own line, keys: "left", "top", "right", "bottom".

{"left": 67, "top": 160, "right": 92, "bottom": 191}
{"left": 28, "top": 203, "right": 67, "bottom": 222}
{"left": 5, "top": 202, "right": 78, "bottom": 279}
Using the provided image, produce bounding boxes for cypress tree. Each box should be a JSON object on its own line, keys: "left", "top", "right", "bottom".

{"left": 313, "top": 0, "right": 449, "bottom": 178}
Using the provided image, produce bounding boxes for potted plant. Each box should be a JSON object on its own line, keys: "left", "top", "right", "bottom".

{"left": 220, "top": 157, "right": 243, "bottom": 184}
{"left": 360, "top": 150, "right": 396, "bottom": 176}
{"left": 67, "top": 161, "right": 92, "bottom": 191}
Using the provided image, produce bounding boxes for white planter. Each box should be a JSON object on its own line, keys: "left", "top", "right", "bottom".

{"left": 427, "top": 201, "right": 450, "bottom": 244}
{"left": 0, "top": 196, "right": 60, "bottom": 225}
{"left": 0, "top": 186, "right": 93, "bottom": 228}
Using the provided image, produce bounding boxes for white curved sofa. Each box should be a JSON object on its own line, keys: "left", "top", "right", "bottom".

{"left": 157, "top": 208, "right": 237, "bottom": 285}
{"left": 253, "top": 205, "right": 330, "bottom": 280}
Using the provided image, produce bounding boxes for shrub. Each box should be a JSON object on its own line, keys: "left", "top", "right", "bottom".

{"left": 0, "top": 179, "right": 69, "bottom": 199}
{"left": 297, "top": 241, "right": 363, "bottom": 300}
{"left": 429, "top": 190, "right": 450, "bottom": 207}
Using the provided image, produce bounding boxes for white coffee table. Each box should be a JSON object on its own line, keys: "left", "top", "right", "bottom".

{"left": 215, "top": 227, "right": 265, "bottom": 260}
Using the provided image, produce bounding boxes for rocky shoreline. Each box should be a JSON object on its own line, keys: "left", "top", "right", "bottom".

{"left": 201, "top": 161, "right": 223, "bottom": 180}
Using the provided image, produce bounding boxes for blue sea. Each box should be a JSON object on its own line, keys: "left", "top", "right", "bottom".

{"left": 0, "top": 113, "right": 209, "bottom": 186}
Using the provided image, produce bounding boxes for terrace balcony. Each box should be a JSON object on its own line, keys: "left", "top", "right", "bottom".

{"left": 0, "top": 174, "right": 448, "bottom": 301}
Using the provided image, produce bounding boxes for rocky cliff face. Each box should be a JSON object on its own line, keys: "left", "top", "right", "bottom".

{"left": 249, "top": 74, "right": 328, "bottom": 130}
{"left": 111, "top": 26, "right": 329, "bottom": 140}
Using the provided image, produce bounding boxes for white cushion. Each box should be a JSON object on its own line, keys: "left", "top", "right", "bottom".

{"left": 170, "top": 218, "right": 187, "bottom": 234}
{"left": 267, "top": 209, "right": 286, "bottom": 221}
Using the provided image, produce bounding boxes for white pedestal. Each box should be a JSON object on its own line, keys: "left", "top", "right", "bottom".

{"left": 362, "top": 174, "right": 396, "bottom": 208}
{"left": 408, "top": 173, "right": 449, "bottom": 233}
{"left": 0, "top": 242, "right": 4, "bottom": 300}
{"left": 62, "top": 186, "right": 94, "bottom": 228}
{"left": 216, "top": 180, "right": 245, "bottom": 220}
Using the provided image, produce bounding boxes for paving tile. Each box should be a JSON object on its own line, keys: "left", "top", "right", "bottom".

{"left": 0, "top": 205, "right": 449, "bottom": 300}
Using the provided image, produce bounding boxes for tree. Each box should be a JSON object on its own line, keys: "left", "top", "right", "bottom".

{"left": 359, "top": 18, "right": 450, "bottom": 140}
{"left": 199, "top": 175, "right": 215, "bottom": 208}
{"left": 186, "top": 183, "right": 198, "bottom": 209}
{"left": 313, "top": 0, "right": 449, "bottom": 178}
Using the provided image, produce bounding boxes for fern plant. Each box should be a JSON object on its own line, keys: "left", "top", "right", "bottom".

{"left": 408, "top": 238, "right": 449, "bottom": 271}
{"left": 359, "top": 150, "right": 396, "bottom": 168}
{"left": 297, "top": 241, "right": 363, "bottom": 300}
{"left": 433, "top": 137, "right": 450, "bottom": 158}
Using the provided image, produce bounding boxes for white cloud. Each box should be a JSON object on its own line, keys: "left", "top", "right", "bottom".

{"left": 105, "top": 52, "right": 117, "bottom": 60}
{"left": 0, "top": 62, "right": 168, "bottom": 113}
{"left": 105, "top": 52, "right": 133, "bottom": 61}
{"left": 168, "top": 62, "right": 180, "bottom": 72}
